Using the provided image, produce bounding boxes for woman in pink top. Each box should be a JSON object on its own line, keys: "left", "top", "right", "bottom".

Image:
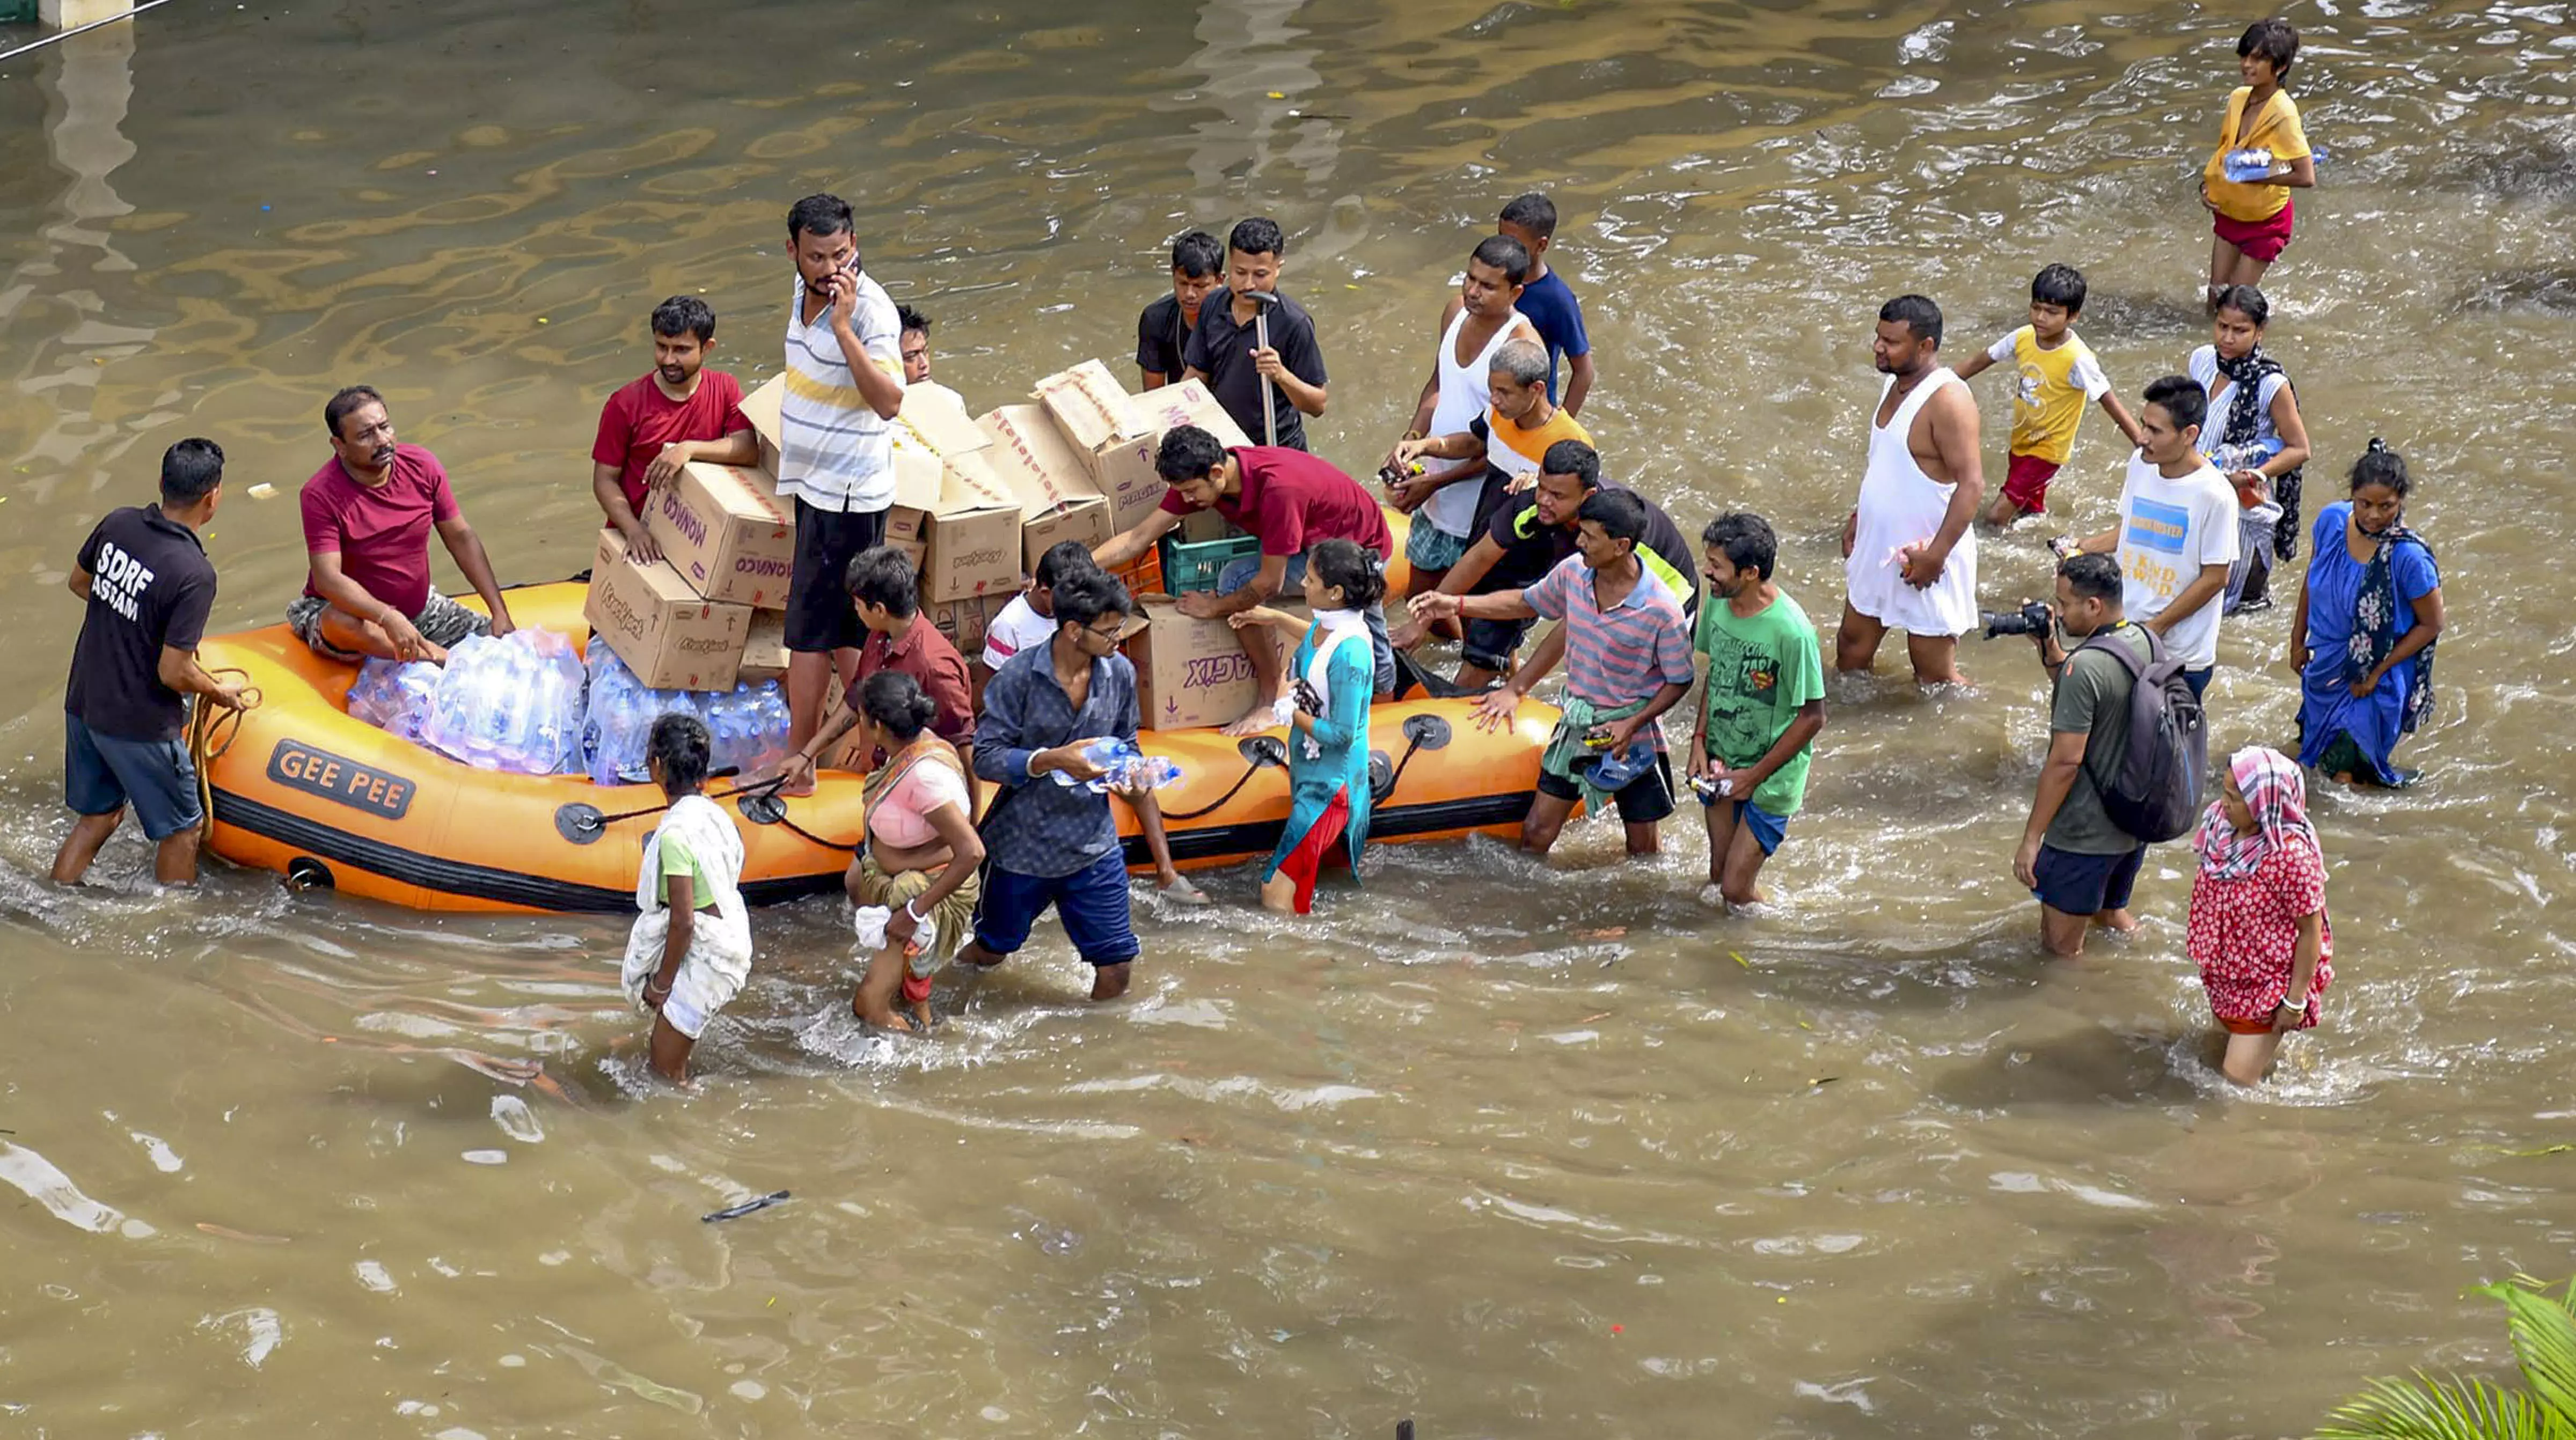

{"left": 846, "top": 671, "right": 984, "bottom": 1033}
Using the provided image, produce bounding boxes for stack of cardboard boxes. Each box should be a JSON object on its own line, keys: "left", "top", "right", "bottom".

{"left": 581, "top": 452, "right": 794, "bottom": 691}
{"left": 586, "top": 359, "right": 1268, "bottom": 729}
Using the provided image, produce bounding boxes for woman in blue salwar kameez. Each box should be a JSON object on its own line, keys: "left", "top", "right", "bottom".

{"left": 1229, "top": 539, "right": 1385, "bottom": 914}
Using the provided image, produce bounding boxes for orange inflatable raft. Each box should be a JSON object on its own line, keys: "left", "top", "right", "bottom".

{"left": 195, "top": 582, "right": 1556, "bottom": 914}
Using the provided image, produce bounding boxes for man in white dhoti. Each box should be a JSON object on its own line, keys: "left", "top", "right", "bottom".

{"left": 1838, "top": 295, "right": 1988, "bottom": 686}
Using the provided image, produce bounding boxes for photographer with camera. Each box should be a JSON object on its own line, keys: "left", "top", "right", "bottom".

{"left": 2015, "top": 553, "right": 2155, "bottom": 957}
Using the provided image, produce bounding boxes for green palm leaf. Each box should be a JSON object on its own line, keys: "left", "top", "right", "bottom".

{"left": 2473, "top": 1278, "right": 2576, "bottom": 1423}
{"left": 2315, "top": 1372, "right": 2576, "bottom": 1440}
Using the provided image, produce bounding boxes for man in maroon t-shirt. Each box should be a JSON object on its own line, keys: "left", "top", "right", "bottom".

{"left": 1093, "top": 425, "right": 1396, "bottom": 735}
{"left": 286, "top": 385, "right": 515, "bottom": 665}
{"left": 589, "top": 296, "right": 758, "bottom": 564}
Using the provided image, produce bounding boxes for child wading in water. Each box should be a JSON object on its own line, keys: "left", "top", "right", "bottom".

{"left": 1952, "top": 265, "right": 2143, "bottom": 526}
{"left": 621, "top": 714, "right": 753, "bottom": 1082}
{"left": 1229, "top": 538, "right": 1385, "bottom": 914}
{"left": 2188, "top": 745, "right": 2332, "bottom": 1085}
{"left": 2199, "top": 18, "right": 2315, "bottom": 307}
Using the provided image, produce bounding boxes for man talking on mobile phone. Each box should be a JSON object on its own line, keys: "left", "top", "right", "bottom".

{"left": 775, "top": 193, "right": 906, "bottom": 795}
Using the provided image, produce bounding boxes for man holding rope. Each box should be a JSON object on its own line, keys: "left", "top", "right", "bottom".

{"left": 55, "top": 438, "right": 251, "bottom": 887}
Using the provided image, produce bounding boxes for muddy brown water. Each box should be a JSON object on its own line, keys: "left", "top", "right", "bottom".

{"left": 2, "top": 1, "right": 2572, "bottom": 1435}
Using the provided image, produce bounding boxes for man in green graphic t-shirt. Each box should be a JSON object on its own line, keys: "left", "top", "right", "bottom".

{"left": 1689, "top": 511, "right": 1828, "bottom": 910}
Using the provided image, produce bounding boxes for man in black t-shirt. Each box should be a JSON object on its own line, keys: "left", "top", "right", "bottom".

{"left": 1181, "top": 217, "right": 1329, "bottom": 450}
{"left": 55, "top": 438, "right": 249, "bottom": 887}
{"left": 1389, "top": 439, "right": 1695, "bottom": 689}
{"left": 1136, "top": 229, "right": 1221, "bottom": 391}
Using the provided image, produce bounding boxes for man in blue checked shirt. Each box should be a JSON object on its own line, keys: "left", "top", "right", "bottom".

{"left": 960, "top": 571, "right": 1151, "bottom": 1001}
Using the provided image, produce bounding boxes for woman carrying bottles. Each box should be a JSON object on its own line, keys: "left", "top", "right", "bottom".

{"left": 1228, "top": 539, "right": 1385, "bottom": 914}
{"left": 2290, "top": 440, "right": 2444, "bottom": 788}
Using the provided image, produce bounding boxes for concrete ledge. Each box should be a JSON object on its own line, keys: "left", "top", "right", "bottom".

{"left": 42, "top": 0, "right": 134, "bottom": 28}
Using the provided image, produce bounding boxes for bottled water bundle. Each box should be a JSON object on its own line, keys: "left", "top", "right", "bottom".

{"left": 345, "top": 657, "right": 443, "bottom": 743}
{"left": 415, "top": 628, "right": 589, "bottom": 775}
{"left": 1049, "top": 737, "right": 1183, "bottom": 794}
{"left": 581, "top": 648, "right": 788, "bottom": 788}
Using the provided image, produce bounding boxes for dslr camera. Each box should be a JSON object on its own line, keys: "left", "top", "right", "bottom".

{"left": 1980, "top": 600, "right": 2054, "bottom": 640}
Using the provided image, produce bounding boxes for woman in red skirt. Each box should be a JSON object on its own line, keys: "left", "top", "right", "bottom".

{"left": 2187, "top": 745, "right": 2333, "bottom": 1085}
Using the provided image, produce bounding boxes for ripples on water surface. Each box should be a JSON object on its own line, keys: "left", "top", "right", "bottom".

{"left": 1, "top": 0, "right": 2572, "bottom": 1434}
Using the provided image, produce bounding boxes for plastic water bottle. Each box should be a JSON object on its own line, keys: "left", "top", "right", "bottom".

{"left": 744, "top": 684, "right": 789, "bottom": 775}
{"left": 1053, "top": 737, "right": 1136, "bottom": 790}
{"left": 2223, "top": 146, "right": 2272, "bottom": 182}
{"left": 708, "top": 689, "right": 749, "bottom": 776}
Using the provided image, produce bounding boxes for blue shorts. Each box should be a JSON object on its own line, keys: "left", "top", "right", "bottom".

{"left": 1218, "top": 552, "right": 1396, "bottom": 695}
{"left": 64, "top": 713, "right": 201, "bottom": 841}
{"left": 2031, "top": 842, "right": 2146, "bottom": 917}
{"left": 2184, "top": 667, "right": 2213, "bottom": 701}
{"left": 972, "top": 849, "right": 1140, "bottom": 968}
{"left": 1704, "top": 796, "right": 1789, "bottom": 856}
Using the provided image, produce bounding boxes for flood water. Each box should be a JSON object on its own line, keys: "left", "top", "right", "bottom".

{"left": 3, "top": 0, "right": 2573, "bottom": 1434}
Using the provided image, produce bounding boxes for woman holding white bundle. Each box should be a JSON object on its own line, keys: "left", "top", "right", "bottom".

{"left": 621, "top": 714, "right": 753, "bottom": 1083}
{"left": 844, "top": 670, "right": 984, "bottom": 1033}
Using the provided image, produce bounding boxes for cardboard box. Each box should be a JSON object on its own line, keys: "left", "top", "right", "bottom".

{"left": 738, "top": 609, "right": 787, "bottom": 684}
{"left": 1092, "top": 378, "right": 1256, "bottom": 535}
{"left": 1130, "top": 376, "right": 1254, "bottom": 449}
{"left": 1033, "top": 359, "right": 1145, "bottom": 471}
{"left": 979, "top": 403, "right": 1113, "bottom": 570}
{"left": 891, "top": 380, "right": 993, "bottom": 464}
{"left": 582, "top": 528, "right": 752, "bottom": 692}
{"left": 1176, "top": 509, "right": 1235, "bottom": 543}
{"left": 645, "top": 461, "right": 795, "bottom": 609}
{"left": 886, "top": 463, "right": 1020, "bottom": 604}
{"left": 876, "top": 385, "right": 1023, "bottom": 604}
{"left": 814, "top": 683, "right": 869, "bottom": 772}
{"left": 925, "top": 593, "right": 1007, "bottom": 660}
{"left": 741, "top": 374, "right": 785, "bottom": 477}
{"left": 1123, "top": 594, "right": 1261, "bottom": 732}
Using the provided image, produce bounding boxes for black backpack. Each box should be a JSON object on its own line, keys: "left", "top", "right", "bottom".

{"left": 2073, "top": 625, "right": 2208, "bottom": 843}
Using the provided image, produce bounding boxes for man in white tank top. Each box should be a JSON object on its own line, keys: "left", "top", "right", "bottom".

{"left": 1382, "top": 236, "right": 1543, "bottom": 598}
{"left": 1838, "top": 295, "right": 1987, "bottom": 686}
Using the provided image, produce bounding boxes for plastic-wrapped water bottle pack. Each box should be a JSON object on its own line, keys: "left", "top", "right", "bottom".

{"left": 580, "top": 647, "right": 789, "bottom": 788}
{"left": 418, "top": 628, "right": 589, "bottom": 775}
{"left": 346, "top": 657, "right": 444, "bottom": 743}
{"left": 1049, "top": 737, "right": 1183, "bottom": 794}
{"left": 348, "top": 633, "right": 789, "bottom": 786}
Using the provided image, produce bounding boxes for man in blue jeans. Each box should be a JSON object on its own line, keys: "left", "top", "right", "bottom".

{"left": 961, "top": 571, "right": 1150, "bottom": 1001}
{"left": 55, "top": 438, "right": 251, "bottom": 887}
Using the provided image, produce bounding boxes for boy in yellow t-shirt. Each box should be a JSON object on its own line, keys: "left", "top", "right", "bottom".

{"left": 1953, "top": 265, "right": 2145, "bottom": 524}
{"left": 2199, "top": 18, "right": 2316, "bottom": 307}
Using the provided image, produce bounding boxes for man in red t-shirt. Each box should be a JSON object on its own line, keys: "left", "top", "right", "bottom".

{"left": 589, "top": 296, "right": 758, "bottom": 564}
{"left": 1093, "top": 425, "right": 1396, "bottom": 736}
{"left": 286, "top": 385, "right": 515, "bottom": 664}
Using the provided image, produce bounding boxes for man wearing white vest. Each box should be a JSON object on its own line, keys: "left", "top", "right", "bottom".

{"left": 1838, "top": 294, "right": 1986, "bottom": 686}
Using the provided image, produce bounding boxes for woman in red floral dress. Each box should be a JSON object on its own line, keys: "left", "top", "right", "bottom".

{"left": 2187, "top": 746, "right": 2333, "bottom": 1085}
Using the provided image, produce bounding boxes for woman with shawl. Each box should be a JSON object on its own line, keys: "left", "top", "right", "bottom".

{"left": 2188, "top": 285, "right": 2311, "bottom": 612}
{"left": 2187, "top": 746, "right": 2334, "bottom": 1086}
{"left": 2289, "top": 442, "right": 2445, "bottom": 787}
